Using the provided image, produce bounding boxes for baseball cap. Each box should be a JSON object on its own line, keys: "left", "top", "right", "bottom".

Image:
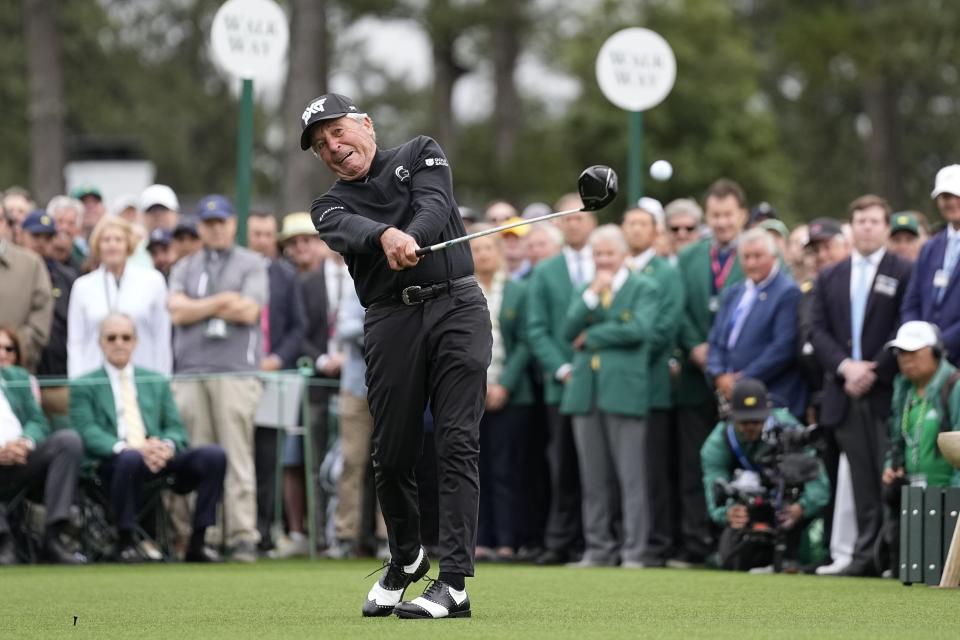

{"left": 500, "top": 217, "right": 530, "bottom": 238}
{"left": 147, "top": 228, "right": 172, "bottom": 249}
{"left": 522, "top": 202, "right": 552, "bottom": 220}
{"left": 139, "top": 184, "right": 180, "bottom": 212}
{"left": 890, "top": 212, "right": 919, "bottom": 236}
{"left": 280, "top": 212, "right": 318, "bottom": 242}
{"left": 458, "top": 207, "right": 479, "bottom": 224}
{"left": 299, "top": 93, "right": 361, "bottom": 150}
{"left": 70, "top": 184, "right": 102, "bottom": 201}
{"left": 21, "top": 209, "right": 56, "bottom": 234}
{"left": 806, "top": 217, "right": 843, "bottom": 246}
{"left": 886, "top": 321, "right": 940, "bottom": 352}
{"left": 173, "top": 217, "right": 199, "bottom": 238}
{"left": 749, "top": 201, "right": 777, "bottom": 225}
{"left": 932, "top": 165, "right": 960, "bottom": 199}
{"left": 759, "top": 218, "right": 790, "bottom": 241}
{"left": 636, "top": 196, "right": 665, "bottom": 227}
{"left": 729, "top": 378, "right": 772, "bottom": 422}
{"left": 196, "top": 194, "right": 234, "bottom": 221}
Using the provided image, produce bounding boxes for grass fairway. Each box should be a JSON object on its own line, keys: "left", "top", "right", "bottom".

{"left": 1, "top": 559, "right": 957, "bottom": 639}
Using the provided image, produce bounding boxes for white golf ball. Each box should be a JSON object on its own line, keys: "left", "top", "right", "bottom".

{"left": 650, "top": 160, "right": 673, "bottom": 181}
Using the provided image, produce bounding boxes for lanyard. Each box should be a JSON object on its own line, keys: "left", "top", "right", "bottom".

{"left": 900, "top": 393, "right": 930, "bottom": 470}
{"left": 725, "top": 423, "right": 756, "bottom": 472}
{"left": 200, "top": 249, "right": 231, "bottom": 296}
{"left": 711, "top": 246, "right": 735, "bottom": 292}
{"left": 103, "top": 269, "right": 121, "bottom": 311}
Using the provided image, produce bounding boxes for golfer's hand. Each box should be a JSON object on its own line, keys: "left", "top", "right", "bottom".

{"left": 381, "top": 228, "right": 421, "bottom": 271}
{"left": 727, "top": 504, "right": 749, "bottom": 530}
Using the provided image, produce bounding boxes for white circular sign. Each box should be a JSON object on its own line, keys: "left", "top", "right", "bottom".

{"left": 211, "top": 0, "right": 289, "bottom": 80}
{"left": 596, "top": 28, "right": 676, "bottom": 112}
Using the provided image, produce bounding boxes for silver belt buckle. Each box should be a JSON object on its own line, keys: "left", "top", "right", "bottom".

{"left": 401, "top": 285, "right": 423, "bottom": 305}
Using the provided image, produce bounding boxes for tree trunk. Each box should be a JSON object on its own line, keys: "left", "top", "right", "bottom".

{"left": 491, "top": 0, "right": 522, "bottom": 172}
{"left": 24, "top": 0, "right": 65, "bottom": 203}
{"left": 280, "top": 0, "right": 330, "bottom": 214}
{"left": 431, "top": 32, "right": 459, "bottom": 161}
{"left": 861, "top": 77, "right": 903, "bottom": 207}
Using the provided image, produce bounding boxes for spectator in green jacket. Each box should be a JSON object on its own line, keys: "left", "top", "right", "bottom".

{"left": 701, "top": 378, "right": 830, "bottom": 572}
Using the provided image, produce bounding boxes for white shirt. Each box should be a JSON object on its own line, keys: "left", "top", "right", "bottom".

{"left": 849, "top": 247, "right": 885, "bottom": 301}
{"left": 0, "top": 387, "right": 24, "bottom": 446}
{"left": 325, "top": 258, "right": 350, "bottom": 320}
{"left": 626, "top": 248, "right": 657, "bottom": 274}
{"left": 478, "top": 271, "right": 507, "bottom": 387}
{"left": 104, "top": 361, "right": 138, "bottom": 445}
{"left": 67, "top": 264, "right": 172, "bottom": 378}
{"left": 562, "top": 245, "right": 595, "bottom": 287}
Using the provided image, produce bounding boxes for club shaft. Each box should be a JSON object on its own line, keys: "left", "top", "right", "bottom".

{"left": 415, "top": 207, "right": 584, "bottom": 257}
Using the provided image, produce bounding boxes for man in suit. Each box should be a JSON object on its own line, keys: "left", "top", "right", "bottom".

{"left": 247, "top": 212, "right": 307, "bottom": 552}
{"left": 901, "top": 165, "right": 960, "bottom": 364}
{"left": 527, "top": 192, "right": 595, "bottom": 564}
{"left": 0, "top": 365, "right": 85, "bottom": 564}
{"left": 707, "top": 228, "right": 805, "bottom": 419}
{"left": 674, "top": 178, "right": 747, "bottom": 566}
{"left": 622, "top": 200, "right": 685, "bottom": 566}
{"left": 70, "top": 313, "right": 226, "bottom": 562}
{"left": 809, "top": 194, "right": 912, "bottom": 576}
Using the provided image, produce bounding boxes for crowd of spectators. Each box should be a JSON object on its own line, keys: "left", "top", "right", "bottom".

{"left": 1, "top": 165, "right": 959, "bottom": 575}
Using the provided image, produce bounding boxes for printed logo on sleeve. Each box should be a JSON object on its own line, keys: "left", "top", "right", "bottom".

{"left": 318, "top": 205, "right": 345, "bottom": 222}
{"left": 424, "top": 157, "right": 449, "bottom": 168}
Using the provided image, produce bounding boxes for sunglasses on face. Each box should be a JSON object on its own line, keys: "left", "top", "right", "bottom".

{"left": 104, "top": 334, "right": 134, "bottom": 343}
{"left": 670, "top": 225, "right": 696, "bottom": 233}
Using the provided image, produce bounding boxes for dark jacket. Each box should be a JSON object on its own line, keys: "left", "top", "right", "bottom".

{"left": 299, "top": 266, "right": 329, "bottom": 403}
{"left": 267, "top": 258, "right": 306, "bottom": 369}
{"left": 901, "top": 230, "right": 960, "bottom": 365}
{"left": 37, "top": 259, "right": 77, "bottom": 378}
{"left": 808, "top": 251, "right": 912, "bottom": 426}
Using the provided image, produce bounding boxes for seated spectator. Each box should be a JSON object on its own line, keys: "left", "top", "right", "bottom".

{"left": 701, "top": 378, "right": 829, "bottom": 572}
{"left": 68, "top": 216, "right": 171, "bottom": 378}
{"left": 0, "top": 327, "right": 40, "bottom": 402}
{"left": 707, "top": 227, "right": 806, "bottom": 419}
{"left": 69, "top": 313, "right": 226, "bottom": 563}
{"left": 560, "top": 224, "right": 659, "bottom": 568}
{"left": 0, "top": 364, "right": 86, "bottom": 564}
{"left": 884, "top": 321, "right": 960, "bottom": 490}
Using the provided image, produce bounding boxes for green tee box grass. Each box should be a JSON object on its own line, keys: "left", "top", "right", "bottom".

{"left": 1, "top": 560, "right": 957, "bottom": 639}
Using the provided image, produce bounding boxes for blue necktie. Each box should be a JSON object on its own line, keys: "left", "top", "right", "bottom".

{"left": 851, "top": 258, "right": 870, "bottom": 360}
{"left": 727, "top": 288, "right": 755, "bottom": 349}
{"left": 938, "top": 236, "right": 960, "bottom": 304}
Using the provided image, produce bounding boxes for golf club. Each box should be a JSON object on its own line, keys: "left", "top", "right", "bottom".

{"left": 414, "top": 165, "right": 619, "bottom": 257}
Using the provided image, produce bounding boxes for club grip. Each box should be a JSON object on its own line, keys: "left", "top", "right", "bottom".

{"left": 415, "top": 247, "right": 431, "bottom": 257}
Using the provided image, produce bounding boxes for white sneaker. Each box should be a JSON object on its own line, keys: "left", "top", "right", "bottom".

{"left": 269, "top": 532, "right": 309, "bottom": 559}
{"left": 748, "top": 565, "right": 774, "bottom": 574}
{"left": 815, "top": 559, "right": 851, "bottom": 576}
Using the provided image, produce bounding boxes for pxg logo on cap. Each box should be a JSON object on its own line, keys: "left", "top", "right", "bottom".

{"left": 299, "top": 93, "right": 360, "bottom": 150}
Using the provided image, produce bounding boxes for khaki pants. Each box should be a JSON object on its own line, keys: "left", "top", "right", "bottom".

{"left": 173, "top": 376, "right": 262, "bottom": 546}
{"left": 334, "top": 391, "right": 386, "bottom": 541}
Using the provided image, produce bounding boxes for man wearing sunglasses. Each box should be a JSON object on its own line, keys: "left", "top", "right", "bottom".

{"left": 69, "top": 313, "right": 226, "bottom": 563}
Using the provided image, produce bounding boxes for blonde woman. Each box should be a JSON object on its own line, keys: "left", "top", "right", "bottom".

{"left": 67, "top": 216, "right": 171, "bottom": 378}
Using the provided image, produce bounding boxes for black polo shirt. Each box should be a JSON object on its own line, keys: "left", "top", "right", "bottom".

{"left": 310, "top": 136, "right": 473, "bottom": 307}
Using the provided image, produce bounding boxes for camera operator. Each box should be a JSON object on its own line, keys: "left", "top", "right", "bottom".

{"left": 701, "top": 378, "right": 830, "bottom": 572}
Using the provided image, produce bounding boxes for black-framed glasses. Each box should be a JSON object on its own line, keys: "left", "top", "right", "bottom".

{"left": 104, "top": 334, "right": 134, "bottom": 343}
{"left": 669, "top": 225, "right": 696, "bottom": 233}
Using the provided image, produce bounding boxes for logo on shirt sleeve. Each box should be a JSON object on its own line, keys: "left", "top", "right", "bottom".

{"left": 395, "top": 165, "right": 410, "bottom": 183}
{"left": 424, "top": 157, "right": 449, "bottom": 168}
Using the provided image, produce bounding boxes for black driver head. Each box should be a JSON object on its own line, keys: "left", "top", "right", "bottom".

{"left": 578, "top": 165, "right": 619, "bottom": 211}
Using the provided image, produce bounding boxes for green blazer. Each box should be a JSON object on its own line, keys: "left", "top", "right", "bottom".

{"left": 0, "top": 366, "right": 50, "bottom": 444}
{"left": 559, "top": 272, "right": 659, "bottom": 418}
{"left": 498, "top": 279, "right": 535, "bottom": 406}
{"left": 677, "top": 239, "right": 744, "bottom": 407}
{"left": 527, "top": 253, "right": 577, "bottom": 405}
{"left": 69, "top": 366, "right": 189, "bottom": 464}
{"left": 634, "top": 255, "right": 685, "bottom": 410}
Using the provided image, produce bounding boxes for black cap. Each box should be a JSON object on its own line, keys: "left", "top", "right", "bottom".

{"left": 730, "top": 378, "right": 771, "bottom": 422}
{"left": 299, "top": 93, "right": 361, "bottom": 150}
{"left": 749, "top": 201, "right": 777, "bottom": 225}
{"left": 147, "top": 228, "right": 172, "bottom": 249}
{"left": 806, "top": 217, "right": 843, "bottom": 246}
{"left": 173, "top": 217, "right": 199, "bottom": 239}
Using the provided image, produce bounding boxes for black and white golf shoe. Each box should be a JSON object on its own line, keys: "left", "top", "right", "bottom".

{"left": 394, "top": 579, "right": 471, "bottom": 619}
{"left": 361, "top": 546, "right": 431, "bottom": 617}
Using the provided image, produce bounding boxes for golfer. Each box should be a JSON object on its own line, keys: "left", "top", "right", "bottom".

{"left": 300, "top": 93, "right": 491, "bottom": 619}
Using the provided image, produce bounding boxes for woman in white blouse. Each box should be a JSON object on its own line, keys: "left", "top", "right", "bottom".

{"left": 67, "top": 216, "right": 171, "bottom": 378}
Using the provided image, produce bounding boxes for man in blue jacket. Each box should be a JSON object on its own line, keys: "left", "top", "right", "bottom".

{"left": 708, "top": 228, "right": 806, "bottom": 419}
{"left": 902, "top": 165, "right": 960, "bottom": 364}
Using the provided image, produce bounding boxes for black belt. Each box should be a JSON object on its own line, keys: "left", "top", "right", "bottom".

{"left": 369, "top": 275, "right": 477, "bottom": 308}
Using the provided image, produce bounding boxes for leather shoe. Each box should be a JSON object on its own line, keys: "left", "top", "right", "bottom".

{"left": 395, "top": 579, "right": 471, "bottom": 619}
{"left": 838, "top": 561, "right": 876, "bottom": 578}
{"left": 0, "top": 535, "right": 16, "bottom": 565}
{"left": 362, "top": 546, "right": 431, "bottom": 617}
{"left": 116, "top": 543, "right": 142, "bottom": 563}
{"left": 185, "top": 545, "right": 223, "bottom": 563}
{"left": 534, "top": 549, "right": 569, "bottom": 566}
{"left": 45, "top": 536, "right": 87, "bottom": 565}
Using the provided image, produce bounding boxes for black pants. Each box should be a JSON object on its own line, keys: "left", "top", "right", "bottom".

{"left": 543, "top": 404, "right": 583, "bottom": 554}
{"left": 676, "top": 402, "right": 717, "bottom": 559}
{"left": 254, "top": 426, "right": 279, "bottom": 548}
{"left": 364, "top": 283, "right": 491, "bottom": 576}
{"left": 100, "top": 445, "right": 226, "bottom": 534}
{"left": 645, "top": 409, "right": 678, "bottom": 562}
{"left": 834, "top": 398, "right": 887, "bottom": 569}
{"left": 0, "top": 430, "right": 83, "bottom": 534}
{"left": 717, "top": 522, "right": 804, "bottom": 572}
{"left": 517, "top": 376, "right": 549, "bottom": 550}
{"left": 478, "top": 404, "right": 530, "bottom": 549}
